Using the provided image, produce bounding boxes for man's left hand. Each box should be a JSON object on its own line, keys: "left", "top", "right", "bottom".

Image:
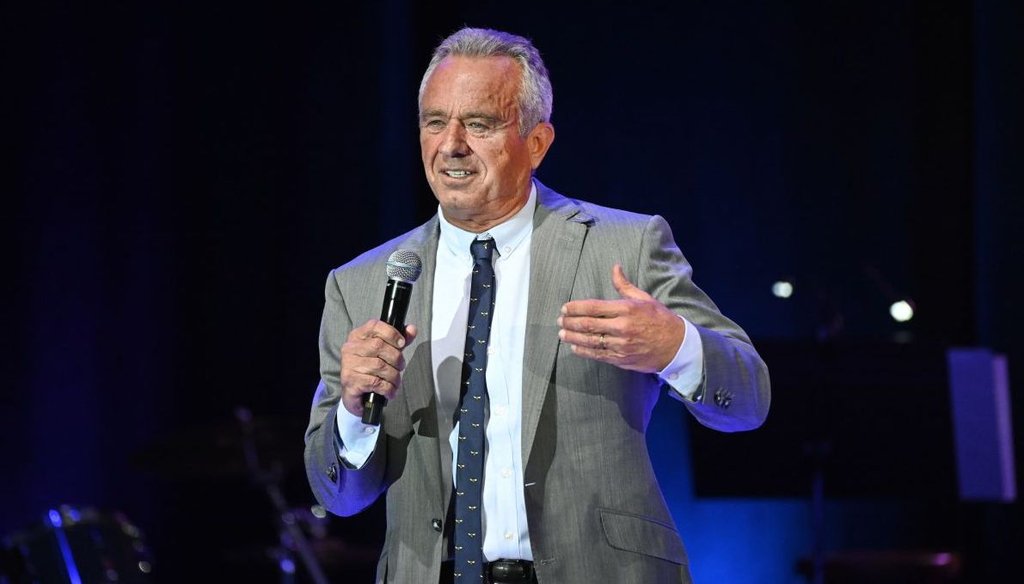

{"left": 558, "top": 264, "right": 685, "bottom": 373}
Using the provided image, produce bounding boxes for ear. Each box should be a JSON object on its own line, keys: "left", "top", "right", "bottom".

{"left": 526, "top": 122, "right": 556, "bottom": 170}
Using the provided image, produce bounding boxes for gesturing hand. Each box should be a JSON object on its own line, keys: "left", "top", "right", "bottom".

{"left": 557, "top": 264, "right": 685, "bottom": 373}
{"left": 339, "top": 320, "right": 418, "bottom": 417}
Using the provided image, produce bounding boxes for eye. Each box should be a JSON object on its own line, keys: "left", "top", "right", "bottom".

{"left": 422, "top": 118, "right": 446, "bottom": 132}
{"left": 465, "top": 121, "right": 492, "bottom": 136}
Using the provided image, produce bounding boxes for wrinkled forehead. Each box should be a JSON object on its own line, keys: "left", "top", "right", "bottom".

{"left": 419, "top": 55, "right": 522, "bottom": 112}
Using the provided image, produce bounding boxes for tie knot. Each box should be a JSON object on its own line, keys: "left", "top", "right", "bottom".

{"left": 470, "top": 238, "right": 494, "bottom": 262}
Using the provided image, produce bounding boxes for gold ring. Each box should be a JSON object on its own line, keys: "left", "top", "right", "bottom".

{"left": 599, "top": 333, "right": 607, "bottom": 350}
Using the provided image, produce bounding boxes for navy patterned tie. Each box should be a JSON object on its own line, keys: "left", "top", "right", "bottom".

{"left": 453, "top": 238, "right": 495, "bottom": 582}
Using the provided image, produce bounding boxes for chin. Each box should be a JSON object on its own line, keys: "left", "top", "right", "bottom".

{"left": 437, "top": 188, "right": 478, "bottom": 207}
{"left": 439, "top": 197, "right": 474, "bottom": 214}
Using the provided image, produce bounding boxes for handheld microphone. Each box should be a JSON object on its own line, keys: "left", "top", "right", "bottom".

{"left": 361, "top": 249, "right": 423, "bottom": 425}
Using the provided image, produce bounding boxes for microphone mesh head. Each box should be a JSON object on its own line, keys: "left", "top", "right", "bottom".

{"left": 386, "top": 249, "right": 423, "bottom": 283}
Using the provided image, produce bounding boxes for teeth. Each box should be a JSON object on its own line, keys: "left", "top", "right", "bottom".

{"left": 444, "top": 170, "right": 471, "bottom": 178}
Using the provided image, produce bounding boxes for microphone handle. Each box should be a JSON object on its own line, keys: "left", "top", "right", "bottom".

{"left": 362, "top": 279, "right": 413, "bottom": 425}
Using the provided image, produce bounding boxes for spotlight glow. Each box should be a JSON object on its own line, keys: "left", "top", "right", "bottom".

{"left": 890, "top": 300, "right": 914, "bottom": 322}
{"left": 772, "top": 281, "right": 794, "bottom": 298}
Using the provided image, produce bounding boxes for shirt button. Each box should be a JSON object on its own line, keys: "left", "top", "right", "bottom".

{"left": 487, "top": 345, "right": 496, "bottom": 355}
{"left": 501, "top": 468, "right": 512, "bottom": 478}
{"left": 668, "top": 372, "right": 679, "bottom": 380}
{"left": 362, "top": 426, "right": 377, "bottom": 435}
{"left": 503, "top": 246, "right": 512, "bottom": 254}
{"left": 504, "top": 532, "right": 514, "bottom": 540}
{"left": 493, "top": 405, "right": 507, "bottom": 417}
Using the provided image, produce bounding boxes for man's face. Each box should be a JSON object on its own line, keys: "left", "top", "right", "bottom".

{"left": 419, "top": 55, "right": 554, "bottom": 232}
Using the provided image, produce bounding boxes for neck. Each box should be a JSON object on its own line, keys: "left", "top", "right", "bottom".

{"left": 442, "top": 205, "right": 524, "bottom": 233}
{"left": 442, "top": 188, "right": 531, "bottom": 233}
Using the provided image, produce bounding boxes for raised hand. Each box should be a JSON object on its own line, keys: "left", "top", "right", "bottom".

{"left": 558, "top": 264, "right": 685, "bottom": 373}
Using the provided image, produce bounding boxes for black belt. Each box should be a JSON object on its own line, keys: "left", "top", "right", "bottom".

{"left": 440, "top": 559, "right": 536, "bottom": 583}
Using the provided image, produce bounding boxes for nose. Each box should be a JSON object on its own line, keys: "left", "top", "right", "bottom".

{"left": 439, "top": 120, "right": 470, "bottom": 158}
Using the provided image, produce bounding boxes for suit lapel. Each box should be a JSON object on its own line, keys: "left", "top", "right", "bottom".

{"left": 521, "top": 183, "right": 592, "bottom": 466}
{"left": 394, "top": 218, "right": 449, "bottom": 509}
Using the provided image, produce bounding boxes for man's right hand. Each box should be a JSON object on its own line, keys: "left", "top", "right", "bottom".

{"left": 340, "top": 320, "right": 418, "bottom": 417}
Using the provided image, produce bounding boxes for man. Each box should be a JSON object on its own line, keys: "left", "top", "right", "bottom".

{"left": 305, "top": 27, "right": 770, "bottom": 584}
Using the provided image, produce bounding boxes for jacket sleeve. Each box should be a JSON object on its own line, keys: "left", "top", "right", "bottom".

{"left": 637, "top": 214, "right": 771, "bottom": 431}
{"left": 304, "top": 269, "right": 404, "bottom": 516}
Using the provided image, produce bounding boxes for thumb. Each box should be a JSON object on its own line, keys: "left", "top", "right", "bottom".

{"left": 611, "top": 264, "right": 650, "bottom": 300}
{"left": 403, "top": 324, "right": 418, "bottom": 346}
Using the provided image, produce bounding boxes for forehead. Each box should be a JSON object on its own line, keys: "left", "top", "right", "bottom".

{"left": 420, "top": 55, "right": 521, "bottom": 111}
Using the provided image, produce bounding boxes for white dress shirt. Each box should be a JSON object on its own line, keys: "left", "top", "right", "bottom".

{"left": 335, "top": 182, "right": 705, "bottom": 561}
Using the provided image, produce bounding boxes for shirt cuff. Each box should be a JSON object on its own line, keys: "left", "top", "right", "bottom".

{"left": 335, "top": 405, "right": 382, "bottom": 469}
{"left": 659, "top": 317, "right": 705, "bottom": 402}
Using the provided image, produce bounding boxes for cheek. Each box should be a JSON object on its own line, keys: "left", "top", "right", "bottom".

{"left": 420, "top": 135, "right": 436, "bottom": 155}
{"left": 420, "top": 146, "right": 438, "bottom": 173}
{"left": 482, "top": 146, "right": 510, "bottom": 170}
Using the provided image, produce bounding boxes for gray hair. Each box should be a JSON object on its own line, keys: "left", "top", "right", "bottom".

{"left": 418, "top": 27, "right": 554, "bottom": 137}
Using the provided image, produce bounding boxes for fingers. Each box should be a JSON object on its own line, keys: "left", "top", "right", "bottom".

{"left": 558, "top": 321, "right": 618, "bottom": 364}
{"left": 340, "top": 320, "right": 414, "bottom": 415}
{"left": 560, "top": 298, "right": 622, "bottom": 318}
{"left": 556, "top": 264, "right": 683, "bottom": 373}
{"left": 358, "top": 319, "right": 408, "bottom": 349}
{"left": 558, "top": 265, "right": 636, "bottom": 343}
{"left": 561, "top": 265, "right": 651, "bottom": 319}
{"left": 611, "top": 263, "right": 650, "bottom": 300}
{"left": 559, "top": 265, "right": 631, "bottom": 351}
{"left": 558, "top": 316, "right": 617, "bottom": 350}
{"left": 404, "top": 324, "right": 418, "bottom": 345}
{"left": 567, "top": 337, "right": 617, "bottom": 363}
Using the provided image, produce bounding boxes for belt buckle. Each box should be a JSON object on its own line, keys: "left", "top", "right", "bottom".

{"left": 488, "top": 559, "right": 533, "bottom": 583}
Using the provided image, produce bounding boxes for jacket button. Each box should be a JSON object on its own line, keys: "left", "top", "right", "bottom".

{"left": 713, "top": 389, "right": 733, "bottom": 409}
{"left": 432, "top": 518, "right": 443, "bottom": 532}
{"left": 326, "top": 462, "right": 338, "bottom": 482}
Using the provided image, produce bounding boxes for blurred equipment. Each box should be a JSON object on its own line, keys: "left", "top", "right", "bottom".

{"left": 223, "top": 507, "right": 379, "bottom": 573}
{"left": 234, "top": 407, "right": 330, "bottom": 584}
{"left": 129, "top": 408, "right": 379, "bottom": 580}
{"left": 1, "top": 506, "right": 154, "bottom": 584}
{"left": 130, "top": 414, "right": 306, "bottom": 479}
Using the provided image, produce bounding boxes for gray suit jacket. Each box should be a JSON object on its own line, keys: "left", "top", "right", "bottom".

{"left": 304, "top": 182, "right": 770, "bottom": 584}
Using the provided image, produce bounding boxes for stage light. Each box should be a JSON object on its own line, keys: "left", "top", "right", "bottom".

{"left": 890, "top": 300, "right": 914, "bottom": 322}
{"left": 772, "top": 280, "right": 794, "bottom": 298}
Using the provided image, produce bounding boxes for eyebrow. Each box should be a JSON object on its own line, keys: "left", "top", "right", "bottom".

{"left": 418, "top": 110, "right": 507, "bottom": 125}
{"left": 419, "top": 109, "right": 448, "bottom": 121}
{"left": 462, "top": 112, "right": 505, "bottom": 125}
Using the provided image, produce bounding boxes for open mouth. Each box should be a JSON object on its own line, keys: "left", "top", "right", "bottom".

{"left": 442, "top": 170, "right": 474, "bottom": 178}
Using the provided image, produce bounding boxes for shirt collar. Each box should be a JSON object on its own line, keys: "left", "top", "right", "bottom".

{"left": 437, "top": 182, "right": 536, "bottom": 261}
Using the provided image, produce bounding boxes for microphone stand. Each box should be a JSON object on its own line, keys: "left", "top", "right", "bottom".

{"left": 235, "top": 407, "right": 330, "bottom": 584}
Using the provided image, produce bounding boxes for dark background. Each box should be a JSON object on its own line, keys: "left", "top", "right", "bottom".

{"left": 2, "top": 0, "right": 1022, "bottom": 582}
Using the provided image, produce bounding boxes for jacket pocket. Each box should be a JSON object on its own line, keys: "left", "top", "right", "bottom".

{"left": 598, "top": 508, "right": 689, "bottom": 565}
